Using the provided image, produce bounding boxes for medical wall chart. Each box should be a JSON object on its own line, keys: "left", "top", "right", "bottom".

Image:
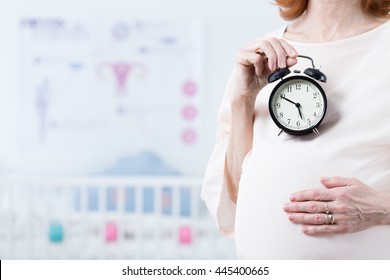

{"left": 14, "top": 17, "right": 204, "bottom": 175}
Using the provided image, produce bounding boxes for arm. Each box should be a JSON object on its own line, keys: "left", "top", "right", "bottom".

{"left": 224, "top": 38, "right": 298, "bottom": 203}
{"left": 201, "top": 38, "right": 297, "bottom": 235}
{"left": 225, "top": 94, "right": 256, "bottom": 203}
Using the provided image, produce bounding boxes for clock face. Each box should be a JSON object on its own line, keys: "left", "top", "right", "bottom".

{"left": 269, "top": 75, "right": 327, "bottom": 135}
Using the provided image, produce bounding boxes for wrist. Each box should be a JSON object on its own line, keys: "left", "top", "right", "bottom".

{"left": 379, "top": 192, "right": 390, "bottom": 226}
{"left": 231, "top": 94, "right": 257, "bottom": 111}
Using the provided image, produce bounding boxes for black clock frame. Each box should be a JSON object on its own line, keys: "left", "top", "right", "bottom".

{"left": 268, "top": 75, "right": 327, "bottom": 135}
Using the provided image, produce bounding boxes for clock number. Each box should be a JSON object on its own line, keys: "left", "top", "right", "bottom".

{"left": 313, "top": 93, "right": 318, "bottom": 98}
{"left": 287, "top": 119, "right": 291, "bottom": 124}
{"left": 296, "top": 121, "right": 301, "bottom": 127}
{"left": 307, "top": 119, "right": 311, "bottom": 125}
{"left": 296, "top": 84, "right": 301, "bottom": 90}
{"left": 287, "top": 86, "right": 292, "bottom": 93}
{"left": 306, "top": 86, "right": 309, "bottom": 92}
{"left": 313, "top": 112, "right": 317, "bottom": 117}
{"left": 316, "top": 102, "right": 321, "bottom": 108}
{"left": 276, "top": 103, "right": 281, "bottom": 108}
{"left": 280, "top": 112, "right": 284, "bottom": 118}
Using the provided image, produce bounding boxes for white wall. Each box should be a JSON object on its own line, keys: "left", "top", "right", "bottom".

{"left": 0, "top": 0, "right": 286, "bottom": 174}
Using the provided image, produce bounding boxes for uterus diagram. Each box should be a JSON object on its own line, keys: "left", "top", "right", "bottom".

{"left": 97, "top": 62, "right": 147, "bottom": 96}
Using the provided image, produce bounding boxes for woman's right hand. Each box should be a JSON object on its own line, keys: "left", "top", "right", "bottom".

{"left": 235, "top": 38, "right": 298, "bottom": 98}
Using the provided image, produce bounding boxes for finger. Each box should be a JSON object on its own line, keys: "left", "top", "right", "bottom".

{"left": 290, "top": 188, "right": 334, "bottom": 202}
{"left": 244, "top": 38, "right": 298, "bottom": 71}
{"left": 284, "top": 201, "right": 332, "bottom": 213}
{"left": 236, "top": 50, "right": 266, "bottom": 76}
{"left": 320, "top": 176, "right": 357, "bottom": 188}
{"left": 288, "top": 213, "right": 330, "bottom": 225}
{"left": 268, "top": 37, "right": 288, "bottom": 69}
{"left": 286, "top": 56, "right": 298, "bottom": 68}
{"left": 245, "top": 40, "right": 278, "bottom": 71}
{"left": 279, "top": 38, "right": 298, "bottom": 58}
{"left": 253, "top": 53, "right": 268, "bottom": 76}
{"left": 302, "top": 224, "right": 348, "bottom": 235}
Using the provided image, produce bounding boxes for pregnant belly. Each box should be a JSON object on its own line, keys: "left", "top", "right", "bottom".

{"left": 234, "top": 158, "right": 390, "bottom": 259}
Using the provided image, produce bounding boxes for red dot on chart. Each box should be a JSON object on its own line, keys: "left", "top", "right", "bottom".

{"left": 182, "top": 129, "right": 197, "bottom": 144}
{"left": 182, "top": 80, "right": 197, "bottom": 97}
{"left": 182, "top": 105, "right": 197, "bottom": 120}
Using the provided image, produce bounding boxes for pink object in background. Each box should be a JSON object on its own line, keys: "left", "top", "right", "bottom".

{"left": 98, "top": 62, "right": 146, "bottom": 96}
{"left": 105, "top": 222, "right": 118, "bottom": 243}
{"left": 112, "top": 63, "right": 132, "bottom": 94}
{"left": 181, "top": 129, "right": 197, "bottom": 144}
{"left": 182, "top": 80, "right": 197, "bottom": 97}
{"left": 181, "top": 105, "right": 197, "bottom": 120}
{"left": 178, "top": 226, "right": 192, "bottom": 245}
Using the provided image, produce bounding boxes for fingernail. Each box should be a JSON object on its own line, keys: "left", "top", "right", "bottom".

{"left": 288, "top": 214, "right": 296, "bottom": 221}
{"left": 321, "top": 177, "right": 331, "bottom": 182}
{"left": 283, "top": 203, "right": 290, "bottom": 211}
{"left": 289, "top": 195, "right": 296, "bottom": 202}
{"left": 302, "top": 226, "right": 309, "bottom": 234}
{"left": 290, "top": 50, "right": 298, "bottom": 56}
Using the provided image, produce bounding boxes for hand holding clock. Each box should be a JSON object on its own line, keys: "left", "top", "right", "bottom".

{"left": 234, "top": 38, "right": 298, "bottom": 99}
{"left": 283, "top": 177, "right": 390, "bottom": 235}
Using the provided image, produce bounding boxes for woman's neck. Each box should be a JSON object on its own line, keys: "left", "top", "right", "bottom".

{"left": 284, "top": 0, "right": 387, "bottom": 43}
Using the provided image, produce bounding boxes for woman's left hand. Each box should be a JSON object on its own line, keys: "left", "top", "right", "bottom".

{"left": 283, "top": 177, "right": 390, "bottom": 235}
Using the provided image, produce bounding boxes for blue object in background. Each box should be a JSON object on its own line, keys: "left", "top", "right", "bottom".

{"left": 100, "top": 151, "right": 180, "bottom": 176}
{"left": 179, "top": 187, "right": 191, "bottom": 217}
{"left": 106, "top": 186, "right": 117, "bottom": 212}
{"left": 71, "top": 187, "right": 81, "bottom": 212}
{"left": 87, "top": 187, "right": 99, "bottom": 211}
{"left": 49, "top": 222, "right": 64, "bottom": 243}
{"left": 124, "top": 187, "right": 136, "bottom": 213}
{"left": 162, "top": 186, "right": 173, "bottom": 216}
{"left": 143, "top": 187, "right": 154, "bottom": 214}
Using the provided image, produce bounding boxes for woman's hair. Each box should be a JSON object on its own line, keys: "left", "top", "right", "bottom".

{"left": 275, "top": 0, "right": 390, "bottom": 20}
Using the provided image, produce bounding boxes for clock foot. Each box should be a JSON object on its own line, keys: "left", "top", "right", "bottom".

{"left": 313, "top": 128, "right": 320, "bottom": 136}
{"left": 277, "top": 129, "right": 284, "bottom": 136}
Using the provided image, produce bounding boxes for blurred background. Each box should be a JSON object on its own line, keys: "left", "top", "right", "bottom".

{"left": 0, "top": 0, "right": 285, "bottom": 259}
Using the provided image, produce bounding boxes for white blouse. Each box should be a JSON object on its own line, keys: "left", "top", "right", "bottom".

{"left": 201, "top": 20, "right": 390, "bottom": 259}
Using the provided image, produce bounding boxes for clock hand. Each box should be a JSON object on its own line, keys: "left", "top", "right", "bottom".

{"left": 281, "top": 96, "right": 297, "bottom": 105}
{"left": 296, "top": 103, "right": 303, "bottom": 120}
{"left": 281, "top": 96, "right": 303, "bottom": 119}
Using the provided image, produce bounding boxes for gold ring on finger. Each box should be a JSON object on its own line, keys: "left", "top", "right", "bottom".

{"left": 325, "top": 214, "right": 330, "bottom": 225}
{"left": 330, "top": 214, "right": 335, "bottom": 224}
{"left": 324, "top": 202, "right": 330, "bottom": 214}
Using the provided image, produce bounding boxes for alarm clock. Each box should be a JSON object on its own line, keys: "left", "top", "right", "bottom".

{"left": 268, "top": 55, "right": 327, "bottom": 136}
